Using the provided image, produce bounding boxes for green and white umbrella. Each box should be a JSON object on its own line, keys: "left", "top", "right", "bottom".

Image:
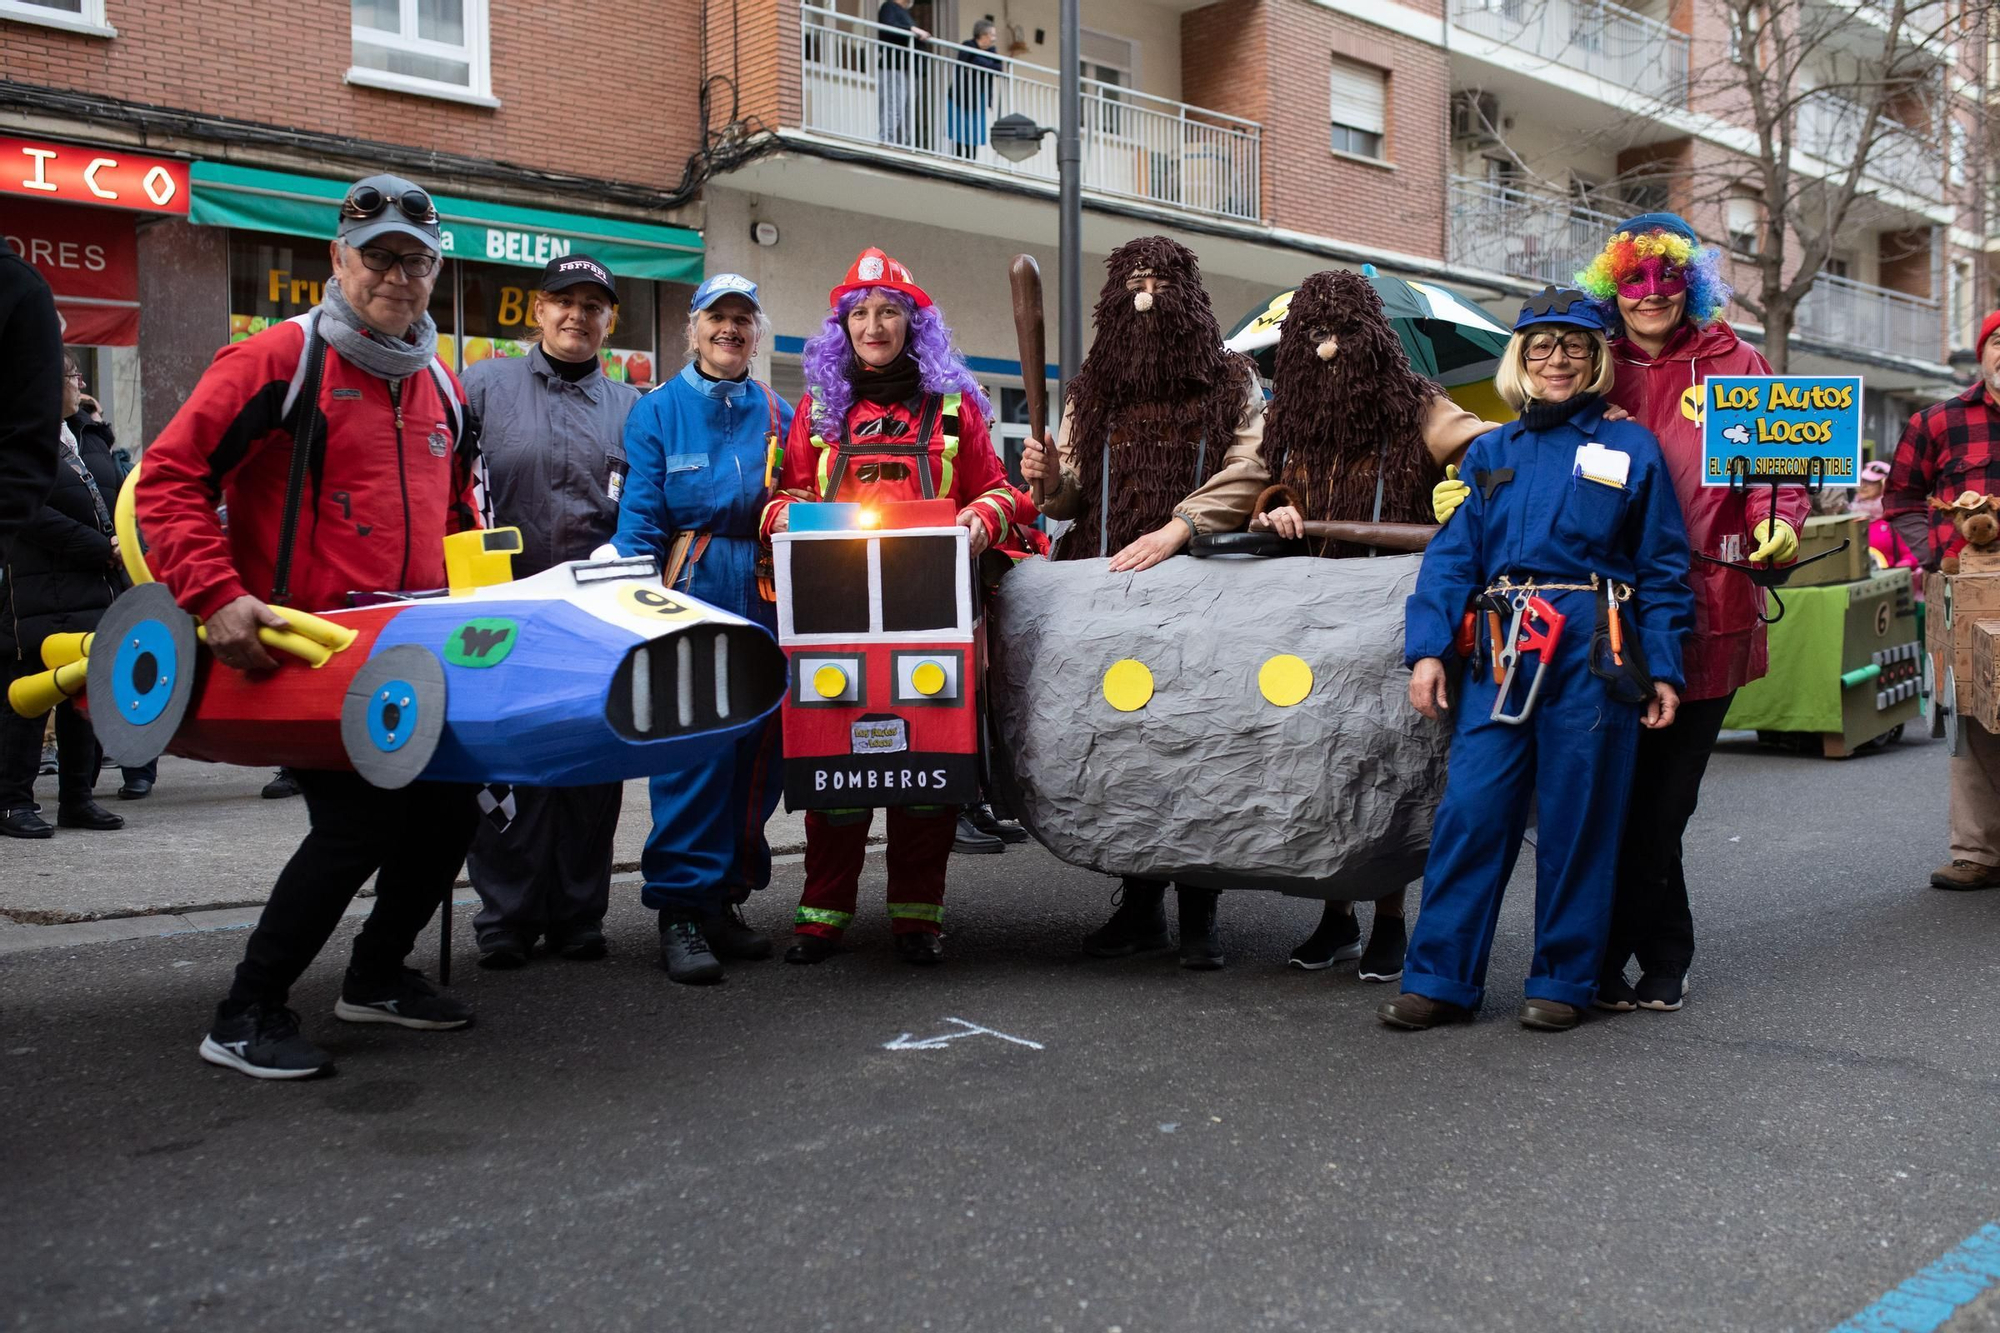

{"left": 1224, "top": 264, "right": 1512, "bottom": 387}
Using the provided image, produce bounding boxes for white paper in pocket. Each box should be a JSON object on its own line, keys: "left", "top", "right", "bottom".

{"left": 1574, "top": 443, "right": 1631, "bottom": 488}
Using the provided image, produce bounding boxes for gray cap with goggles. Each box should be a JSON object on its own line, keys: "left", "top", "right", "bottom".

{"left": 338, "top": 174, "right": 443, "bottom": 253}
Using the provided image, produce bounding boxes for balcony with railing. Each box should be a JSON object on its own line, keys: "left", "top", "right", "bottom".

{"left": 1449, "top": 0, "right": 1690, "bottom": 107}
{"left": 1795, "top": 92, "right": 1943, "bottom": 199}
{"left": 1447, "top": 177, "right": 1620, "bottom": 286}
{"left": 1794, "top": 271, "right": 1941, "bottom": 361}
{"left": 798, "top": 4, "right": 1262, "bottom": 223}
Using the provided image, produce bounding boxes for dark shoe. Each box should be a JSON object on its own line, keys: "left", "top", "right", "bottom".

{"left": 1635, "top": 973, "right": 1689, "bottom": 1012}
{"left": 56, "top": 799, "right": 123, "bottom": 831}
{"left": 1931, "top": 859, "right": 2000, "bottom": 891}
{"left": 333, "top": 967, "right": 473, "bottom": 1030}
{"left": 117, "top": 777, "right": 154, "bottom": 800}
{"left": 1358, "top": 915, "right": 1407, "bottom": 984}
{"left": 1593, "top": 973, "right": 1640, "bottom": 1013}
{"left": 38, "top": 743, "right": 56, "bottom": 777}
{"left": 952, "top": 814, "right": 1005, "bottom": 855}
{"left": 1289, "top": 904, "right": 1363, "bottom": 970}
{"left": 659, "top": 915, "right": 724, "bottom": 984}
{"left": 784, "top": 933, "right": 840, "bottom": 965}
{"left": 894, "top": 931, "right": 945, "bottom": 965}
{"left": 475, "top": 929, "right": 534, "bottom": 970}
{"left": 704, "top": 905, "right": 773, "bottom": 962}
{"left": 1519, "top": 998, "right": 1582, "bottom": 1031}
{"left": 1376, "top": 992, "right": 1473, "bottom": 1030}
{"left": 261, "top": 769, "right": 301, "bottom": 800}
{"left": 1178, "top": 889, "right": 1224, "bottom": 971}
{"left": 966, "top": 803, "right": 1029, "bottom": 844}
{"left": 1082, "top": 881, "right": 1171, "bottom": 958}
{"left": 0, "top": 807, "right": 53, "bottom": 839}
{"left": 199, "top": 1001, "right": 334, "bottom": 1080}
{"left": 548, "top": 921, "right": 608, "bottom": 962}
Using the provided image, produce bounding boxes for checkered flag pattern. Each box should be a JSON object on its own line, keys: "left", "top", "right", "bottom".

{"left": 477, "top": 783, "right": 516, "bottom": 834}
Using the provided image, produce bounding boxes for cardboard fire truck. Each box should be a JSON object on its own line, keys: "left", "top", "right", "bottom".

{"left": 770, "top": 498, "right": 982, "bottom": 810}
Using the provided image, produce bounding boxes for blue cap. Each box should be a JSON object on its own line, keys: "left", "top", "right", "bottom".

{"left": 692, "top": 273, "right": 762, "bottom": 312}
{"left": 1514, "top": 286, "right": 1610, "bottom": 332}
{"left": 1612, "top": 210, "right": 1697, "bottom": 242}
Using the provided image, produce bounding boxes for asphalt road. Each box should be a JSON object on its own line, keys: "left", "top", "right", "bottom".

{"left": 4, "top": 730, "right": 1997, "bottom": 1332}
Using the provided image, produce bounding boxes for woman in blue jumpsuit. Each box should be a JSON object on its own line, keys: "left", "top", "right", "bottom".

{"left": 614, "top": 274, "right": 794, "bottom": 985}
{"left": 1382, "top": 287, "right": 1693, "bottom": 1032}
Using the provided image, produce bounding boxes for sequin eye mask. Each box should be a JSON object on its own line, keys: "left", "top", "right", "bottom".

{"left": 1616, "top": 257, "right": 1688, "bottom": 301}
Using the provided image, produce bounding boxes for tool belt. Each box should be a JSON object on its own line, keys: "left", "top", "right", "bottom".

{"left": 1461, "top": 574, "right": 1654, "bottom": 716}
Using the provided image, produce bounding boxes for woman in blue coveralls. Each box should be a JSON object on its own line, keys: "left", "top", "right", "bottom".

{"left": 1379, "top": 286, "right": 1693, "bottom": 1033}
{"left": 614, "top": 274, "right": 793, "bottom": 985}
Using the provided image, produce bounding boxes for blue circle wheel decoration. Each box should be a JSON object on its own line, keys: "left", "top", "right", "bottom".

{"left": 340, "top": 644, "right": 448, "bottom": 789}
{"left": 111, "top": 618, "right": 180, "bottom": 725}
{"left": 365, "top": 679, "right": 417, "bottom": 753}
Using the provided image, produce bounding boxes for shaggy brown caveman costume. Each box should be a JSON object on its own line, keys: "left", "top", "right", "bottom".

{"left": 1251, "top": 268, "right": 1497, "bottom": 978}
{"left": 1037, "top": 235, "right": 1270, "bottom": 969}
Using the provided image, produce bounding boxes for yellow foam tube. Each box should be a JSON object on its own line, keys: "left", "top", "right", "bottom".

{"left": 41, "top": 632, "right": 94, "bottom": 671}
{"left": 8, "top": 659, "right": 88, "bottom": 718}
{"left": 113, "top": 460, "right": 153, "bottom": 588}
{"left": 269, "top": 605, "right": 357, "bottom": 651}
{"left": 196, "top": 623, "right": 336, "bottom": 669}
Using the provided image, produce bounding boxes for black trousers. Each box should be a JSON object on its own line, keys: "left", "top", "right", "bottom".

{"left": 0, "top": 656, "right": 97, "bottom": 810}
{"left": 226, "top": 769, "right": 478, "bottom": 1008}
{"left": 1604, "top": 691, "right": 1735, "bottom": 979}
{"left": 466, "top": 781, "right": 622, "bottom": 939}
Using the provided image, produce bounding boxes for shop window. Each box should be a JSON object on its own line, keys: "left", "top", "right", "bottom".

{"left": 1329, "top": 58, "right": 1387, "bottom": 162}
{"left": 226, "top": 232, "right": 456, "bottom": 351}
{"left": 457, "top": 260, "right": 659, "bottom": 388}
{"left": 349, "top": 0, "right": 495, "bottom": 106}
{"left": 0, "top": 0, "right": 112, "bottom": 36}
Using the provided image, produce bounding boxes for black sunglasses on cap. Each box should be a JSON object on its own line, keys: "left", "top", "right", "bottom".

{"left": 342, "top": 184, "right": 439, "bottom": 225}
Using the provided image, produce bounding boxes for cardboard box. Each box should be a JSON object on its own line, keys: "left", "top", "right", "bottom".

{"left": 1791, "top": 513, "right": 1870, "bottom": 587}
{"left": 1974, "top": 619, "right": 2000, "bottom": 734}
{"left": 1929, "top": 569, "right": 2000, "bottom": 721}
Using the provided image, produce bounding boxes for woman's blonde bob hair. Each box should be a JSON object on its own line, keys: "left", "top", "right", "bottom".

{"left": 1493, "top": 323, "right": 1616, "bottom": 411}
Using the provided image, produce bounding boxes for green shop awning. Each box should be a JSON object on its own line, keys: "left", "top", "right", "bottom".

{"left": 189, "top": 162, "right": 703, "bottom": 283}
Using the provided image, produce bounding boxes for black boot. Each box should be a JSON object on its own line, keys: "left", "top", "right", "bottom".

{"left": 1082, "top": 879, "right": 1171, "bottom": 958}
{"left": 952, "top": 813, "right": 1005, "bottom": 855}
{"left": 966, "top": 802, "right": 1029, "bottom": 844}
{"left": 1178, "top": 888, "right": 1224, "bottom": 971}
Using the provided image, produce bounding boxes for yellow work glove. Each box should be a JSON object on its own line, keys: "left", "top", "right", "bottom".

{"left": 1749, "top": 518, "right": 1799, "bottom": 564}
{"left": 1433, "top": 465, "right": 1470, "bottom": 525}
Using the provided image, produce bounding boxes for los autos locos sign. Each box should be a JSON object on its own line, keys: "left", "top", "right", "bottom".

{"left": 2, "top": 137, "right": 190, "bottom": 214}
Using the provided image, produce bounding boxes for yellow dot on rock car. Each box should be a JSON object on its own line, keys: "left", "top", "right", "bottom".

{"left": 1259, "top": 654, "right": 1313, "bottom": 707}
{"left": 812, "top": 664, "right": 849, "bottom": 699}
{"left": 1102, "top": 659, "right": 1154, "bottom": 712}
{"left": 911, "top": 660, "right": 947, "bottom": 696}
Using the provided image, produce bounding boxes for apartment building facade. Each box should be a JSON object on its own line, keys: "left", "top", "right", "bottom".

{"left": 4, "top": 0, "right": 1989, "bottom": 463}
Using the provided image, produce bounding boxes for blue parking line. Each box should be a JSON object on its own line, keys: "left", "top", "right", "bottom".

{"left": 1832, "top": 1224, "right": 2000, "bottom": 1332}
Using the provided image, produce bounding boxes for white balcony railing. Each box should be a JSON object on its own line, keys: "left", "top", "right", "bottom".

{"left": 1794, "top": 271, "right": 1941, "bottom": 361}
{"left": 1447, "top": 177, "right": 1621, "bottom": 285}
{"left": 1450, "top": 0, "right": 1690, "bottom": 107}
{"left": 1795, "top": 92, "right": 1943, "bottom": 199}
{"left": 799, "top": 4, "right": 1262, "bottom": 222}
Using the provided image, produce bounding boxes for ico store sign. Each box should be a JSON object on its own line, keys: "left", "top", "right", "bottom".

{"left": 1, "top": 137, "right": 190, "bottom": 215}
{"left": 5, "top": 199, "right": 141, "bottom": 346}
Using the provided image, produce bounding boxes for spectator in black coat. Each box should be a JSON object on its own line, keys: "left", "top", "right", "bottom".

{"left": 948, "top": 20, "right": 1004, "bottom": 160}
{"left": 0, "top": 354, "right": 125, "bottom": 838}
{"left": 0, "top": 250, "right": 62, "bottom": 563}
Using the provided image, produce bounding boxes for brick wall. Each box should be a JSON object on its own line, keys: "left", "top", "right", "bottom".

{"left": 3, "top": 0, "right": 704, "bottom": 189}
{"left": 1183, "top": 0, "right": 1448, "bottom": 257}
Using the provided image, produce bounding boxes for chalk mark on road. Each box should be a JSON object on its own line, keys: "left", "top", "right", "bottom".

{"left": 884, "top": 1017, "right": 1044, "bottom": 1051}
{"left": 1829, "top": 1221, "right": 2000, "bottom": 1333}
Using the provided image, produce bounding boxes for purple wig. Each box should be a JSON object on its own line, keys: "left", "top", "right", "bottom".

{"left": 800, "top": 287, "right": 992, "bottom": 434}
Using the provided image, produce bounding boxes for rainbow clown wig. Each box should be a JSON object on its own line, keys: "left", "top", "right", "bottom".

{"left": 1575, "top": 213, "right": 1732, "bottom": 330}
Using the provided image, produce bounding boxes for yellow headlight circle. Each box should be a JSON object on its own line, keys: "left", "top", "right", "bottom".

{"left": 812, "top": 664, "right": 849, "bottom": 699}
{"left": 1102, "top": 659, "right": 1154, "bottom": 712}
{"left": 911, "top": 660, "right": 947, "bottom": 696}
{"left": 1259, "top": 654, "right": 1313, "bottom": 707}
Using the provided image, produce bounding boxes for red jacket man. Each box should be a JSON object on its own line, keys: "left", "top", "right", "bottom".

{"left": 139, "top": 174, "right": 485, "bottom": 1082}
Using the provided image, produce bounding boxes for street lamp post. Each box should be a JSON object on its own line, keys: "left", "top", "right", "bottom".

{"left": 989, "top": 0, "right": 1082, "bottom": 403}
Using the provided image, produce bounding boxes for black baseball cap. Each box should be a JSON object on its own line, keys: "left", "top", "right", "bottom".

{"left": 539, "top": 254, "right": 617, "bottom": 302}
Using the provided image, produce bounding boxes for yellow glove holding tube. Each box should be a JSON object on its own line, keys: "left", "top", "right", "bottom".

{"left": 1749, "top": 518, "right": 1799, "bottom": 565}
{"left": 1433, "top": 465, "right": 1470, "bottom": 525}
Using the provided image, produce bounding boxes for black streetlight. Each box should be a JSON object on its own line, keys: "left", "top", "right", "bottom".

{"left": 990, "top": 0, "right": 1082, "bottom": 397}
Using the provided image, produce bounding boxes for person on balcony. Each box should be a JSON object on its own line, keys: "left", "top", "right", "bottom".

{"left": 760, "top": 248, "right": 1015, "bottom": 966}
{"left": 1019, "top": 235, "right": 1269, "bottom": 970}
{"left": 948, "top": 19, "right": 1003, "bottom": 161}
{"left": 1433, "top": 210, "right": 1804, "bottom": 1015}
{"left": 876, "top": 0, "right": 930, "bottom": 149}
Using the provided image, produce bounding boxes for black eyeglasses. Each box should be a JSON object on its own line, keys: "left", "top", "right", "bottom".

{"left": 1523, "top": 333, "right": 1596, "bottom": 362}
{"left": 342, "top": 183, "right": 438, "bottom": 226}
{"left": 353, "top": 247, "right": 440, "bottom": 278}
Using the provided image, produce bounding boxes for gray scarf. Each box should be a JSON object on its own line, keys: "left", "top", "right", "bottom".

{"left": 315, "top": 277, "right": 438, "bottom": 381}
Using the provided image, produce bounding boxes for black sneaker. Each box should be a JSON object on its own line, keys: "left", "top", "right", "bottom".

{"left": 704, "top": 905, "right": 774, "bottom": 962}
{"left": 1594, "top": 972, "right": 1640, "bottom": 1013}
{"left": 261, "top": 769, "right": 301, "bottom": 800}
{"left": 1635, "top": 973, "right": 1689, "bottom": 1012}
{"left": 546, "top": 921, "right": 607, "bottom": 962}
{"left": 199, "top": 1001, "right": 334, "bottom": 1080}
{"left": 476, "top": 929, "right": 534, "bottom": 970}
{"left": 660, "top": 915, "right": 724, "bottom": 984}
{"left": 1358, "top": 916, "right": 1407, "bottom": 984}
{"left": 333, "top": 968, "right": 474, "bottom": 1030}
{"left": 1082, "top": 881, "right": 1171, "bottom": 958}
{"left": 1289, "top": 904, "right": 1363, "bottom": 970}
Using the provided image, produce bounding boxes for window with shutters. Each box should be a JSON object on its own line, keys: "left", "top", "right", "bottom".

{"left": 1726, "top": 196, "right": 1762, "bottom": 256}
{"left": 1329, "top": 58, "right": 1387, "bottom": 161}
{"left": 349, "top": 0, "right": 496, "bottom": 106}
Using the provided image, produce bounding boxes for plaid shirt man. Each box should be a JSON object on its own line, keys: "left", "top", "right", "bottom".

{"left": 1886, "top": 381, "right": 2000, "bottom": 567}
